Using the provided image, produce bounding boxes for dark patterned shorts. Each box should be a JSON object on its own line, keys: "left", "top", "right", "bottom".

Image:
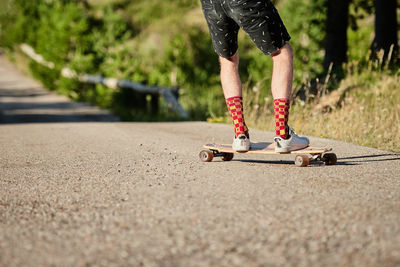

{"left": 200, "top": 0, "right": 291, "bottom": 58}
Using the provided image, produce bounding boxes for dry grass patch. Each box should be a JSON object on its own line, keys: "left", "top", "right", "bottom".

{"left": 239, "top": 69, "right": 400, "bottom": 153}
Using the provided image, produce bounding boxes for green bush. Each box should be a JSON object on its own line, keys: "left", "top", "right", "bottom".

{"left": 0, "top": 0, "right": 159, "bottom": 120}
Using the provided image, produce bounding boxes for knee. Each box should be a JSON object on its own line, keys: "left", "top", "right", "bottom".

{"left": 284, "top": 43, "right": 294, "bottom": 59}
{"left": 219, "top": 52, "right": 239, "bottom": 67}
{"left": 272, "top": 43, "right": 293, "bottom": 61}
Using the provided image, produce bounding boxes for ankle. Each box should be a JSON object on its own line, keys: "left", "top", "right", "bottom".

{"left": 274, "top": 98, "right": 290, "bottom": 139}
{"left": 226, "top": 96, "right": 249, "bottom": 138}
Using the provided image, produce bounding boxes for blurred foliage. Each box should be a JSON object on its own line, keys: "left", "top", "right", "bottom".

{"left": 348, "top": 0, "right": 374, "bottom": 31}
{"left": 0, "top": 0, "right": 163, "bottom": 120}
{"left": 116, "top": 0, "right": 198, "bottom": 29}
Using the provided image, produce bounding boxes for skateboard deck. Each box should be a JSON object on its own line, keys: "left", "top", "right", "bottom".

{"left": 200, "top": 142, "right": 336, "bottom": 167}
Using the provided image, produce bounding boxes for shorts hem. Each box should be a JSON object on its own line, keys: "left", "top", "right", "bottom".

{"left": 263, "top": 38, "right": 291, "bottom": 56}
{"left": 215, "top": 48, "right": 239, "bottom": 59}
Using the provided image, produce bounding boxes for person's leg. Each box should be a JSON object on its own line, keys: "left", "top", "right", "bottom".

{"left": 200, "top": 0, "right": 249, "bottom": 151}
{"left": 271, "top": 43, "right": 293, "bottom": 100}
{"left": 270, "top": 43, "right": 309, "bottom": 152}
{"left": 220, "top": 52, "right": 250, "bottom": 151}
{"left": 219, "top": 52, "right": 242, "bottom": 99}
{"left": 271, "top": 43, "right": 293, "bottom": 140}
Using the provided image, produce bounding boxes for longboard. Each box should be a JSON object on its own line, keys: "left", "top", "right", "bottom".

{"left": 200, "top": 142, "right": 336, "bottom": 167}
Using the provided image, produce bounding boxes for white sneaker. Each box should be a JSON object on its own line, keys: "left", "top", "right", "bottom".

{"left": 274, "top": 127, "right": 309, "bottom": 153}
{"left": 232, "top": 134, "right": 250, "bottom": 152}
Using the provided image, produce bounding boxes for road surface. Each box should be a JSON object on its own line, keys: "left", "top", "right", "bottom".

{"left": 1, "top": 55, "right": 400, "bottom": 266}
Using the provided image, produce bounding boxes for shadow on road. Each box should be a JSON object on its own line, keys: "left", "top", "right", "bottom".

{"left": 0, "top": 56, "right": 119, "bottom": 124}
{"left": 338, "top": 154, "right": 400, "bottom": 164}
{"left": 0, "top": 92, "right": 118, "bottom": 124}
{"left": 1, "top": 101, "right": 99, "bottom": 110}
{"left": 0, "top": 113, "right": 118, "bottom": 124}
{"left": 234, "top": 159, "right": 359, "bottom": 166}
{"left": 0, "top": 92, "right": 48, "bottom": 98}
{"left": 205, "top": 153, "right": 399, "bottom": 167}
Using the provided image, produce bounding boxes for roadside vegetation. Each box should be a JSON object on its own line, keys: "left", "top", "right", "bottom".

{"left": 0, "top": 0, "right": 398, "bottom": 152}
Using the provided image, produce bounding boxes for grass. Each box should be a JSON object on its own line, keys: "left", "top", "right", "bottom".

{"left": 299, "top": 69, "right": 399, "bottom": 152}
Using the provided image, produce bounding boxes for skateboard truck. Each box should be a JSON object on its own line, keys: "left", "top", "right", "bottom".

{"left": 199, "top": 149, "right": 234, "bottom": 162}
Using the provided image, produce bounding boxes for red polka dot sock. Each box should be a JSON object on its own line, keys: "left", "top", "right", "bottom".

{"left": 226, "top": 96, "right": 249, "bottom": 138}
{"left": 274, "top": 98, "right": 290, "bottom": 139}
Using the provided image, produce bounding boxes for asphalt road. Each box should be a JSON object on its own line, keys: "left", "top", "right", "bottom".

{"left": 1, "top": 55, "right": 400, "bottom": 266}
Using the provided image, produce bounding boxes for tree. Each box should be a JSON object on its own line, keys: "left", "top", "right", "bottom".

{"left": 371, "top": 0, "right": 398, "bottom": 65}
{"left": 323, "top": 0, "right": 351, "bottom": 72}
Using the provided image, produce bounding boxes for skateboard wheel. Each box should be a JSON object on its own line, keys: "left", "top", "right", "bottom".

{"left": 199, "top": 150, "right": 213, "bottom": 162}
{"left": 221, "top": 153, "right": 234, "bottom": 161}
{"left": 322, "top": 153, "right": 337, "bottom": 165}
{"left": 295, "top": 155, "right": 310, "bottom": 167}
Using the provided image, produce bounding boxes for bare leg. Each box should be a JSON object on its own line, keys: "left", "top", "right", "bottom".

{"left": 220, "top": 51, "right": 250, "bottom": 149}
{"left": 219, "top": 52, "right": 242, "bottom": 99}
{"left": 271, "top": 43, "right": 293, "bottom": 141}
{"left": 271, "top": 43, "right": 294, "bottom": 99}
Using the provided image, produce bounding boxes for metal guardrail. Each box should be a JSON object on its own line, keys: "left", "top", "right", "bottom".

{"left": 20, "top": 43, "right": 189, "bottom": 118}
